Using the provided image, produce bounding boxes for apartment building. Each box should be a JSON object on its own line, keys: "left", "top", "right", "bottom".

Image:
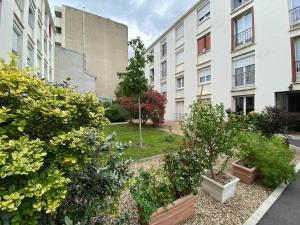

{"left": 145, "top": 0, "right": 300, "bottom": 122}
{"left": 0, "top": 0, "right": 55, "bottom": 82}
{"left": 53, "top": 5, "right": 128, "bottom": 99}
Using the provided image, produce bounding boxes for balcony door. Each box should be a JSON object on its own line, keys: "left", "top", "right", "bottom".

{"left": 295, "top": 38, "right": 300, "bottom": 81}
{"left": 235, "top": 12, "right": 253, "bottom": 47}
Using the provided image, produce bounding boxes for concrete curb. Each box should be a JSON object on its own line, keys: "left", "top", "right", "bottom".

{"left": 289, "top": 144, "right": 300, "bottom": 151}
{"left": 243, "top": 162, "right": 300, "bottom": 225}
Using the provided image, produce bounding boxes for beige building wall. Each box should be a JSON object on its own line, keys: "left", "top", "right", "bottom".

{"left": 55, "top": 5, "right": 128, "bottom": 99}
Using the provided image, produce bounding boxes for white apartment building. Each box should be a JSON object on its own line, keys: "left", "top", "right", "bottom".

{"left": 0, "top": 0, "right": 55, "bottom": 82}
{"left": 145, "top": 0, "right": 300, "bottom": 122}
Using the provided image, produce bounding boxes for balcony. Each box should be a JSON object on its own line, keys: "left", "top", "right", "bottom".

{"left": 234, "top": 28, "right": 253, "bottom": 48}
{"left": 232, "top": 0, "right": 250, "bottom": 11}
{"left": 290, "top": 6, "right": 300, "bottom": 27}
{"left": 233, "top": 70, "right": 255, "bottom": 88}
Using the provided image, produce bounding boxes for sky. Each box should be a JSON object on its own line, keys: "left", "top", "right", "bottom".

{"left": 49, "top": 0, "right": 198, "bottom": 47}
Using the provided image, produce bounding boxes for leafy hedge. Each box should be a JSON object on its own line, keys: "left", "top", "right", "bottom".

{"left": 103, "top": 102, "right": 129, "bottom": 123}
{"left": 0, "top": 58, "right": 113, "bottom": 224}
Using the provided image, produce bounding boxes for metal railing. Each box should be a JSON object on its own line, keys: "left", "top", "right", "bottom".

{"left": 296, "top": 61, "right": 300, "bottom": 81}
{"left": 233, "top": 70, "right": 255, "bottom": 87}
{"left": 290, "top": 6, "right": 300, "bottom": 27}
{"left": 234, "top": 28, "right": 253, "bottom": 48}
{"left": 232, "top": 0, "right": 250, "bottom": 10}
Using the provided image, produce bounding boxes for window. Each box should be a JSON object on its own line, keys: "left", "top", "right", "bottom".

{"left": 149, "top": 68, "right": 154, "bottom": 83}
{"left": 175, "top": 101, "right": 184, "bottom": 121}
{"left": 161, "top": 83, "right": 167, "bottom": 97}
{"left": 55, "top": 42, "right": 62, "bottom": 46}
{"left": 12, "top": 25, "right": 22, "bottom": 55}
{"left": 161, "top": 61, "right": 167, "bottom": 79}
{"left": 49, "top": 68, "right": 52, "bottom": 81}
{"left": 56, "top": 26, "right": 62, "bottom": 34}
{"left": 176, "top": 76, "right": 184, "bottom": 89}
{"left": 161, "top": 39, "right": 167, "bottom": 58}
{"left": 55, "top": 10, "right": 62, "bottom": 18}
{"left": 232, "top": 54, "right": 255, "bottom": 87}
{"left": 38, "top": 8, "right": 42, "bottom": 21}
{"left": 197, "top": 2, "right": 210, "bottom": 24}
{"left": 176, "top": 49, "right": 184, "bottom": 65}
{"left": 15, "top": 0, "right": 24, "bottom": 11}
{"left": 233, "top": 11, "right": 253, "bottom": 48}
{"left": 49, "top": 24, "right": 52, "bottom": 38}
{"left": 27, "top": 42, "right": 34, "bottom": 66}
{"left": 149, "top": 49, "right": 154, "bottom": 63}
{"left": 176, "top": 24, "right": 184, "bottom": 41}
{"left": 294, "top": 37, "right": 300, "bottom": 81}
{"left": 37, "top": 55, "right": 42, "bottom": 77}
{"left": 197, "top": 33, "right": 211, "bottom": 54}
{"left": 234, "top": 96, "right": 254, "bottom": 114}
{"left": 44, "top": 11, "right": 48, "bottom": 28}
{"left": 0, "top": 0, "right": 2, "bottom": 22}
{"left": 232, "top": 0, "right": 250, "bottom": 10}
{"left": 198, "top": 67, "right": 211, "bottom": 84}
{"left": 28, "top": 1, "right": 35, "bottom": 29}
{"left": 44, "top": 37, "right": 47, "bottom": 55}
{"left": 37, "top": 25, "right": 42, "bottom": 52}
{"left": 276, "top": 93, "right": 288, "bottom": 111}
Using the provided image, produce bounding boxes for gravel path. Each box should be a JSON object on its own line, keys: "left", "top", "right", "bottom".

{"left": 119, "top": 149, "right": 300, "bottom": 225}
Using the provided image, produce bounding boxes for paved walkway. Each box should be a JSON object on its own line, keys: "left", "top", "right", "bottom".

{"left": 257, "top": 137, "right": 300, "bottom": 225}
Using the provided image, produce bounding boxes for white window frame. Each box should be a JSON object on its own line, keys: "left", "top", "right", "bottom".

{"left": 197, "top": 1, "right": 210, "bottom": 25}
{"left": 160, "top": 39, "right": 167, "bottom": 58}
{"left": 198, "top": 67, "right": 211, "bottom": 84}
{"left": 44, "top": 36, "right": 47, "bottom": 55}
{"left": 28, "top": 1, "right": 35, "bottom": 29}
{"left": 12, "top": 24, "right": 22, "bottom": 55}
{"left": 161, "top": 61, "right": 167, "bottom": 79}
{"left": 176, "top": 76, "right": 184, "bottom": 90}
{"left": 176, "top": 49, "right": 184, "bottom": 66}
{"left": 175, "top": 23, "right": 184, "bottom": 41}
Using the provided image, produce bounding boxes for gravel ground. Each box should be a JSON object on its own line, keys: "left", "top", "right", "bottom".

{"left": 119, "top": 149, "right": 300, "bottom": 225}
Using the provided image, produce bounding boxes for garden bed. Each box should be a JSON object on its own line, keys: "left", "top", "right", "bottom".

{"left": 118, "top": 151, "right": 300, "bottom": 225}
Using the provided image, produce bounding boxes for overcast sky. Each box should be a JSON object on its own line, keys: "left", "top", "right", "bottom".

{"left": 49, "top": 0, "right": 198, "bottom": 47}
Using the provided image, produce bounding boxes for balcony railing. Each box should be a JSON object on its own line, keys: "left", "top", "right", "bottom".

{"left": 234, "top": 28, "right": 253, "bottom": 48}
{"left": 296, "top": 61, "right": 300, "bottom": 81}
{"left": 233, "top": 70, "right": 255, "bottom": 87}
{"left": 232, "top": 0, "right": 250, "bottom": 10}
{"left": 290, "top": 6, "right": 300, "bottom": 27}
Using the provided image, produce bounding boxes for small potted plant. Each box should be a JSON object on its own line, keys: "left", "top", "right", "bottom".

{"left": 182, "top": 102, "right": 241, "bottom": 203}
{"left": 130, "top": 148, "right": 205, "bottom": 225}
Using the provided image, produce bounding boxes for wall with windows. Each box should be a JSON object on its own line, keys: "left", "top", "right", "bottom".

{"left": 0, "top": 0, "right": 55, "bottom": 82}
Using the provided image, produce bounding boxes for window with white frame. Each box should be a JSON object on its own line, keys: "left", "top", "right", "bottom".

{"left": 161, "top": 61, "right": 167, "bottom": 79}
{"left": 290, "top": 0, "right": 300, "bottom": 26}
{"left": 44, "top": 11, "right": 48, "bottom": 28}
{"left": 27, "top": 42, "right": 34, "bottom": 66}
{"left": 149, "top": 48, "right": 154, "bottom": 63}
{"left": 149, "top": 68, "right": 154, "bottom": 83}
{"left": 49, "top": 67, "right": 52, "bottom": 81}
{"left": 161, "top": 39, "right": 167, "bottom": 58}
{"left": 161, "top": 83, "right": 167, "bottom": 97}
{"left": 15, "top": 0, "right": 24, "bottom": 11}
{"left": 234, "top": 11, "right": 253, "bottom": 47}
{"left": 232, "top": 54, "right": 255, "bottom": 87}
{"left": 38, "top": 7, "right": 42, "bottom": 21}
{"left": 176, "top": 76, "right": 184, "bottom": 89}
{"left": 198, "top": 67, "right": 211, "bottom": 84}
{"left": 176, "top": 49, "right": 184, "bottom": 65}
{"left": 232, "top": 0, "right": 250, "bottom": 10}
{"left": 12, "top": 25, "right": 22, "bottom": 55}
{"left": 28, "top": 1, "right": 35, "bottom": 28}
{"left": 175, "top": 23, "right": 184, "bottom": 41}
{"left": 197, "top": 1, "right": 210, "bottom": 24}
{"left": 234, "top": 96, "right": 254, "bottom": 114}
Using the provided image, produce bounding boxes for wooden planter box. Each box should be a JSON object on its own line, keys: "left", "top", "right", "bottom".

{"left": 202, "top": 173, "right": 239, "bottom": 203}
{"left": 142, "top": 195, "right": 195, "bottom": 225}
{"left": 231, "top": 160, "right": 257, "bottom": 184}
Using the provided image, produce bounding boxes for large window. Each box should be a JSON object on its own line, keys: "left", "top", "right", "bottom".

{"left": 198, "top": 67, "right": 211, "bottom": 84}
{"left": 161, "top": 83, "right": 167, "bottom": 97}
{"left": 176, "top": 76, "right": 184, "bottom": 89}
{"left": 161, "top": 39, "right": 167, "bottom": 58}
{"left": 12, "top": 25, "right": 22, "bottom": 55}
{"left": 197, "top": 1, "right": 210, "bottom": 24}
{"left": 176, "top": 49, "right": 184, "bottom": 65}
{"left": 232, "top": 54, "right": 255, "bottom": 87}
{"left": 294, "top": 37, "right": 300, "bottom": 81}
{"left": 27, "top": 42, "right": 34, "bottom": 67}
{"left": 44, "top": 37, "right": 47, "bottom": 55}
{"left": 175, "top": 24, "right": 184, "bottom": 41}
{"left": 234, "top": 96, "right": 254, "bottom": 114}
{"left": 233, "top": 11, "right": 253, "bottom": 48}
{"left": 161, "top": 61, "right": 167, "bottom": 79}
{"left": 197, "top": 33, "right": 211, "bottom": 54}
{"left": 149, "top": 68, "right": 154, "bottom": 83}
{"left": 28, "top": 1, "right": 35, "bottom": 29}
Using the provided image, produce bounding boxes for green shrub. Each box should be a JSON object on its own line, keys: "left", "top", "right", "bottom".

{"left": 182, "top": 102, "right": 242, "bottom": 179}
{"left": 239, "top": 132, "right": 295, "bottom": 188}
{"left": 104, "top": 102, "right": 129, "bottom": 123}
{"left": 130, "top": 170, "right": 174, "bottom": 224}
{"left": 0, "top": 57, "right": 128, "bottom": 224}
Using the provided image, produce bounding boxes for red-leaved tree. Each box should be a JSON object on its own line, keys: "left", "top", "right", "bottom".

{"left": 118, "top": 86, "right": 167, "bottom": 126}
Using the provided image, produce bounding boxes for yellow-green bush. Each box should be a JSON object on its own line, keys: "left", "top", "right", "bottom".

{"left": 0, "top": 57, "right": 108, "bottom": 224}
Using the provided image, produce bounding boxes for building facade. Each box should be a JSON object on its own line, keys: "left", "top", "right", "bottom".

{"left": 0, "top": 0, "right": 55, "bottom": 82}
{"left": 54, "top": 5, "right": 128, "bottom": 99}
{"left": 145, "top": 0, "right": 300, "bottom": 121}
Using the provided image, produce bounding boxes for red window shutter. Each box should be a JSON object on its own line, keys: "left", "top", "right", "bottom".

{"left": 291, "top": 38, "right": 296, "bottom": 83}
{"left": 197, "top": 38, "right": 201, "bottom": 54}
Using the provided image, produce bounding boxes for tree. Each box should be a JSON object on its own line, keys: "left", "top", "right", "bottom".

{"left": 117, "top": 38, "right": 153, "bottom": 148}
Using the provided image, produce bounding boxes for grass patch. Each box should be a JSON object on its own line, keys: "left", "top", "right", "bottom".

{"left": 104, "top": 123, "right": 183, "bottom": 160}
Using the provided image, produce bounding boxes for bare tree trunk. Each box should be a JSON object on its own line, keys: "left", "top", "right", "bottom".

{"left": 138, "top": 95, "right": 143, "bottom": 148}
